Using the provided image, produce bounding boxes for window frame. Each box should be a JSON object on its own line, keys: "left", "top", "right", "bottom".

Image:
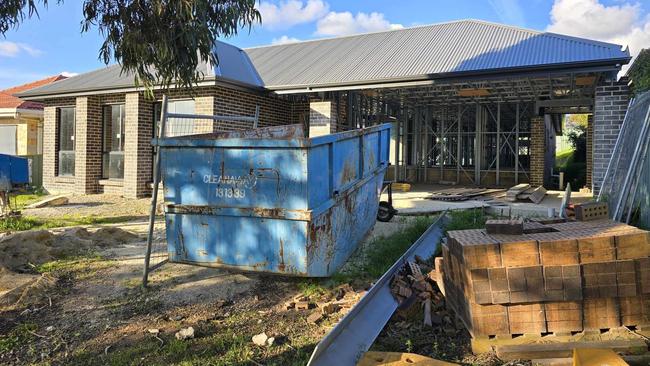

{"left": 57, "top": 106, "right": 76, "bottom": 177}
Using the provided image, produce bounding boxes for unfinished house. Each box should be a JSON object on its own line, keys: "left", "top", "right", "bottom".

{"left": 18, "top": 20, "right": 630, "bottom": 198}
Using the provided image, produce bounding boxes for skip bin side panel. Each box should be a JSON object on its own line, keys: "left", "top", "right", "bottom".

{"left": 306, "top": 170, "right": 386, "bottom": 276}
{"left": 166, "top": 213, "right": 309, "bottom": 275}
{"left": 161, "top": 146, "right": 308, "bottom": 210}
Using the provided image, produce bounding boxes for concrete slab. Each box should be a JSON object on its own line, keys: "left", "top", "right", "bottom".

{"left": 381, "top": 184, "right": 593, "bottom": 218}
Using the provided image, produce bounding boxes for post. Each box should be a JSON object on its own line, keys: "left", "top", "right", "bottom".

{"left": 457, "top": 104, "right": 461, "bottom": 184}
{"left": 515, "top": 103, "right": 520, "bottom": 185}
{"left": 142, "top": 95, "right": 168, "bottom": 287}
{"left": 496, "top": 102, "right": 501, "bottom": 186}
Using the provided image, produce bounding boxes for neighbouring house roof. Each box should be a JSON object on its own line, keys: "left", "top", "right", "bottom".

{"left": 18, "top": 19, "right": 630, "bottom": 98}
{"left": 0, "top": 75, "right": 67, "bottom": 111}
{"left": 18, "top": 41, "right": 262, "bottom": 99}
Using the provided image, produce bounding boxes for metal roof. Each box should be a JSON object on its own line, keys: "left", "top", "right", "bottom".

{"left": 19, "top": 41, "right": 262, "bottom": 98}
{"left": 245, "top": 19, "right": 630, "bottom": 90}
{"left": 19, "top": 19, "right": 630, "bottom": 98}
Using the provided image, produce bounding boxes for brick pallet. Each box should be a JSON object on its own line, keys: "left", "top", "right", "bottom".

{"left": 440, "top": 218, "right": 650, "bottom": 343}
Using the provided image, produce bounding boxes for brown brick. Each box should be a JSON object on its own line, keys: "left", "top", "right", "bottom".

{"left": 470, "top": 268, "right": 492, "bottom": 305}
{"left": 638, "top": 258, "right": 650, "bottom": 294}
{"left": 615, "top": 232, "right": 650, "bottom": 259}
{"left": 488, "top": 267, "right": 510, "bottom": 304}
{"left": 498, "top": 239, "right": 539, "bottom": 267}
{"left": 583, "top": 262, "right": 618, "bottom": 298}
{"left": 584, "top": 298, "right": 620, "bottom": 330}
{"left": 469, "top": 302, "right": 509, "bottom": 336}
{"left": 619, "top": 295, "right": 650, "bottom": 326}
{"left": 616, "top": 260, "right": 637, "bottom": 297}
{"left": 578, "top": 235, "right": 616, "bottom": 263}
{"left": 539, "top": 238, "right": 579, "bottom": 265}
{"left": 545, "top": 301, "right": 583, "bottom": 333}
{"left": 508, "top": 303, "right": 546, "bottom": 334}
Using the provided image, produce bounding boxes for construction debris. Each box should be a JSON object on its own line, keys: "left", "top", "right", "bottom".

{"left": 174, "top": 327, "right": 195, "bottom": 340}
{"left": 25, "top": 195, "right": 69, "bottom": 209}
{"left": 389, "top": 260, "right": 444, "bottom": 327}
{"left": 252, "top": 332, "right": 269, "bottom": 346}
{"left": 429, "top": 188, "right": 504, "bottom": 202}
{"left": 505, "top": 184, "right": 547, "bottom": 203}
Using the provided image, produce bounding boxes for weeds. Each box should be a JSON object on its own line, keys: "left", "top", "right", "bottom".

{"left": 444, "top": 209, "right": 488, "bottom": 233}
{"left": 0, "top": 215, "right": 141, "bottom": 233}
{"left": 0, "top": 323, "right": 37, "bottom": 354}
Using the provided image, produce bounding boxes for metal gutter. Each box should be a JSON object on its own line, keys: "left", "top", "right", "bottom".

{"left": 17, "top": 76, "right": 267, "bottom": 100}
{"left": 307, "top": 212, "right": 448, "bottom": 366}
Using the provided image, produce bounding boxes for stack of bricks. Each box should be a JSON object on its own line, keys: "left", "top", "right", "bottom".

{"left": 441, "top": 218, "right": 650, "bottom": 337}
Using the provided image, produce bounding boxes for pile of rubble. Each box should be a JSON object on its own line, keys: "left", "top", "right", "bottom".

{"left": 283, "top": 283, "right": 365, "bottom": 325}
{"left": 389, "top": 257, "right": 447, "bottom": 327}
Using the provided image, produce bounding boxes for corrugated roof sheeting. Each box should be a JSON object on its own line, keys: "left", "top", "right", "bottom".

{"left": 19, "top": 41, "right": 258, "bottom": 97}
{"left": 19, "top": 19, "right": 629, "bottom": 98}
{"left": 244, "top": 19, "right": 629, "bottom": 89}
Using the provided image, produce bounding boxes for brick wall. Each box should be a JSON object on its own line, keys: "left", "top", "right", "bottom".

{"left": 586, "top": 114, "right": 593, "bottom": 190}
{"left": 593, "top": 78, "right": 630, "bottom": 195}
{"left": 124, "top": 93, "right": 153, "bottom": 198}
{"left": 309, "top": 101, "right": 337, "bottom": 136}
{"left": 530, "top": 116, "right": 545, "bottom": 186}
{"left": 41, "top": 85, "right": 297, "bottom": 198}
{"left": 74, "top": 96, "right": 103, "bottom": 194}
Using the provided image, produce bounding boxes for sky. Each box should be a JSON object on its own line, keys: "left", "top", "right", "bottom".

{"left": 0, "top": 0, "right": 649, "bottom": 89}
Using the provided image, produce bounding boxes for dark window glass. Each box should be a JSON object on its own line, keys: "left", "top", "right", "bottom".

{"left": 102, "top": 104, "right": 125, "bottom": 179}
{"left": 58, "top": 107, "right": 75, "bottom": 176}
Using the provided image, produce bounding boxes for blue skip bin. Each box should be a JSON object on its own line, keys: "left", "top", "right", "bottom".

{"left": 155, "top": 123, "right": 391, "bottom": 277}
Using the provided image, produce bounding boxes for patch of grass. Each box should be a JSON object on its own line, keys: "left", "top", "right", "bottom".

{"left": 444, "top": 209, "right": 488, "bottom": 233}
{"left": 0, "top": 215, "right": 41, "bottom": 232}
{"left": 0, "top": 214, "right": 141, "bottom": 233}
{"left": 35, "top": 256, "right": 107, "bottom": 274}
{"left": 12, "top": 188, "right": 47, "bottom": 209}
{"left": 0, "top": 323, "right": 37, "bottom": 354}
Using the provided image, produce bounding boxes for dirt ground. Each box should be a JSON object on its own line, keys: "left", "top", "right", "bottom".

{"left": 23, "top": 194, "right": 152, "bottom": 220}
{"left": 0, "top": 208, "right": 523, "bottom": 366}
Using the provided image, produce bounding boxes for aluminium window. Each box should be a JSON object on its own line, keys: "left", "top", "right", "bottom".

{"left": 102, "top": 104, "right": 126, "bottom": 179}
{"left": 57, "top": 107, "right": 76, "bottom": 176}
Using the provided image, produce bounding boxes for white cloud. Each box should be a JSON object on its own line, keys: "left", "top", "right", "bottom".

{"left": 259, "top": 0, "right": 328, "bottom": 30}
{"left": 60, "top": 71, "right": 79, "bottom": 77}
{"left": 488, "top": 0, "right": 526, "bottom": 27}
{"left": 547, "top": 0, "right": 650, "bottom": 62}
{"left": 0, "top": 41, "right": 42, "bottom": 57}
{"left": 316, "top": 11, "right": 403, "bottom": 36}
{"left": 271, "top": 35, "right": 301, "bottom": 45}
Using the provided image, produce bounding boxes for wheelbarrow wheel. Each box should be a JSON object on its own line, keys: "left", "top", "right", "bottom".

{"left": 377, "top": 201, "right": 395, "bottom": 222}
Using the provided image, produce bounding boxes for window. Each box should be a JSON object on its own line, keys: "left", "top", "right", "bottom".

{"left": 153, "top": 100, "right": 196, "bottom": 138}
{"left": 58, "top": 107, "right": 75, "bottom": 176}
{"left": 102, "top": 104, "right": 126, "bottom": 179}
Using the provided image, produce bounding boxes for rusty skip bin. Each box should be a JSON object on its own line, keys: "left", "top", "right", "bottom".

{"left": 155, "top": 123, "right": 392, "bottom": 276}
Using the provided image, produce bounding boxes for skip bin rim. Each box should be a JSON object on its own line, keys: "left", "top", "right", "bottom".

{"left": 152, "top": 123, "right": 391, "bottom": 148}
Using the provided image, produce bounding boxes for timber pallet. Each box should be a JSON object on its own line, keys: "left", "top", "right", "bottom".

{"left": 470, "top": 326, "right": 650, "bottom": 357}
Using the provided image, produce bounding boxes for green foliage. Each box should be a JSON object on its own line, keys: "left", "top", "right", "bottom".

{"left": 0, "top": 0, "right": 260, "bottom": 95}
{"left": 566, "top": 123, "right": 586, "bottom": 164}
{"left": 0, "top": 214, "right": 140, "bottom": 233}
{"left": 629, "top": 49, "right": 650, "bottom": 95}
{"left": 0, "top": 323, "right": 37, "bottom": 354}
{"left": 444, "top": 209, "right": 487, "bottom": 233}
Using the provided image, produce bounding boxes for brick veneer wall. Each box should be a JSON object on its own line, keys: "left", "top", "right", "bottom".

{"left": 529, "top": 116, "right": 545, "bottom": 186}
{"left": 586, "top": 114, "right": 593, "bottom": 190}
{"left": 41, "top": 85, "right": 297, "bottom": 198}
{"left": 593, "top": 78, "right": 630, "bottom": 195}
{"left": 124, "top": 93, "right": 154, "bottom": 198}
{"left": 74, "top": 96, "right": 103, "bottom": 194}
